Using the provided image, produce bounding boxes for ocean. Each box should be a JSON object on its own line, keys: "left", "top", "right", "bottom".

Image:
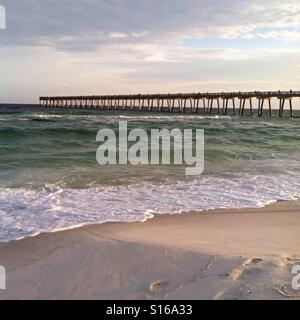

{"left": 1, "top": 104, "right": 300, "bottom": 242}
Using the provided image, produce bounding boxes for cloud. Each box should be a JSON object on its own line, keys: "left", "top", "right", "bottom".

{"left": 109, "top": 32, "right": 127, "bottom": 39}
{"left": 1, "top": 0, "right": 300, "bottom": 50}
{"left": 1, "top": 0, "right": 300, "bottom": 103}
{"left": 256, "top": 30, "right": 300, "bottom": 41}
{"left": 241, "top": 34, "right": 256, "bottom": 40}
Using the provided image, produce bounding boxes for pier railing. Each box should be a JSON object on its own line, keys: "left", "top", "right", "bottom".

{"left": 40, "top": 90, "right": 300, "bottom": 117}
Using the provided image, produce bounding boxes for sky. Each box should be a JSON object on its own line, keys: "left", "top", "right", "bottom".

{"left": 0, "top": 0, "right": 300, "bottom": 103}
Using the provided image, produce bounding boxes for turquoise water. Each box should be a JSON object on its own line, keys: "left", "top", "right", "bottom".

{"left": 1, "top": 105, "right": 300, "bottom": 241}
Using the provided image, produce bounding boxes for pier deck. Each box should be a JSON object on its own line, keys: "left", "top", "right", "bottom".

{"left": 40, "top": 91, "right": 300, "bottom": 117}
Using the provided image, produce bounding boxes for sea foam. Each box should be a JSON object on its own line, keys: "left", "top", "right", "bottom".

{"left": 1, "top": 172, "right": 300, "bottom": 242}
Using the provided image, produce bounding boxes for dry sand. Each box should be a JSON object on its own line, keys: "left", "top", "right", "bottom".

{"left": 0, "top": 200, "right": 300, "bottom": 300}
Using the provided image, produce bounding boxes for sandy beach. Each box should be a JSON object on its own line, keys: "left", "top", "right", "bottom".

{"left": 0, "top": 200, "right": 299, "bottom": 300}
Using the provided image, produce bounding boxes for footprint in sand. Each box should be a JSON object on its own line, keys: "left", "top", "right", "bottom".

{"left": 149, "top": 280, "right": 169, "bottom": 293}
{"left": 228, "top": 258, "right": 264, "bottom": 280}
{"left": 274, "top": 284, "right": 300, "bottom": 298}
{"left": 244, "top": 258, "right": 263, "bottom": 266}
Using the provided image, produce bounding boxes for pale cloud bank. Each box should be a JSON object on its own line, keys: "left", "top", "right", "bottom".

{"left": 0, "top": 0, "right": 299, "bottom": 103}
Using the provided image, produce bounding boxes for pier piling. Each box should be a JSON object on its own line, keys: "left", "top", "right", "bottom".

{"left": 39, "top": 91, "right": 300, "bottom": 118}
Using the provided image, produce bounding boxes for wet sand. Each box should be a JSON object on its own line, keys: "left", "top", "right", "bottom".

{"left": 0, "top": 200, "right": 300, "bottom": 300}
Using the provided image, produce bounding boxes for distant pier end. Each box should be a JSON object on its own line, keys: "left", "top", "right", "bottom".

{"left": 39, "top": 91, "right": 300, "bottom": 117}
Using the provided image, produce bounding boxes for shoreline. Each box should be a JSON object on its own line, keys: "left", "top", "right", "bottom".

{"left": 0, "top": 197, "right": 296, "bottom": 245}
{"left": 0, "top": 200, "right": 300, "bottom": 299}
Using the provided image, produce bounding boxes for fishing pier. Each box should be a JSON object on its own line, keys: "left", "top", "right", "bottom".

{"left": 40, "top": 90, "right": 300, "bottom": 117}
